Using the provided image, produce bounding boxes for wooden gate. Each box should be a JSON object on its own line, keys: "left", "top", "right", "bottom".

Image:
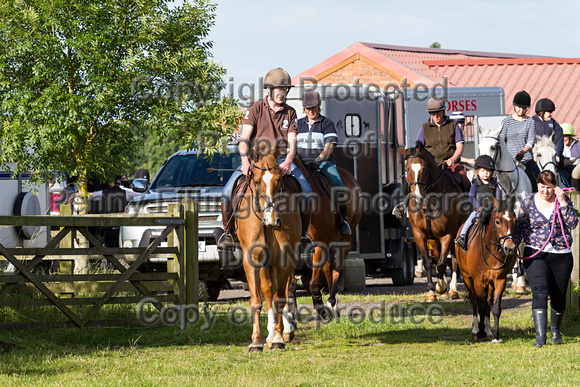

{"left": 0, "top": 198, "right": 198, "bottom": 329}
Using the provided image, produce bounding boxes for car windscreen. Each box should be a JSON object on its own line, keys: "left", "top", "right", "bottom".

{"left": 151, "top": 152, "right": 242, "bottom": 189}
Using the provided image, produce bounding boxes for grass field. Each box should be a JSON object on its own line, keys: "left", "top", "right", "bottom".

{"left": 1, "top": 288, "right": 580, "bottom": 386}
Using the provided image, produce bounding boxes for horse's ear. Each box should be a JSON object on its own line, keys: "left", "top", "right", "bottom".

{"left": 491, "top": 125, "right": 502, "bottom": 137}
{"left": 399, "top": 147, "right": 409, "bottom": 157}
{"left": 273, "top": 143, "right": 281, "bottom": 159}
{"left": 492, "top": 196, "right": 499, "bottom": 209}
{"left": 477, "top": 123, "right": 483, "bottom": 134}
{"left": 415, "top": 141, "right": 425, "bottom": 153}
{"left": 509, "top": 195, "right": 517, "bottom": 211}
{"left": 249, "top": 147, "right": 259, "bottom": 163}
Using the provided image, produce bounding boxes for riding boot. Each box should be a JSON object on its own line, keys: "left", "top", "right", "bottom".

{"left": 572, "top": 178, "right": 580, "bottom": 192}
{"left": 338, "top": 202, "right": 352, "bottom": 235}
{"left": 551, "top": 308, "right": 564, "bottom": 344}
{"left": 217, "top": 202, "right": 235, "bottom": 252}
{"left": 532, "top": 309, "right": 547, "bottom": 347}
{"left": 299, "top": 209, "right": 311, "bottom": 259}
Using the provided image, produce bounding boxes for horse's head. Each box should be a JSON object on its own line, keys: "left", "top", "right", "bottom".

{"left": 478, "top": 125, "right": 503, "bottom": 165}
{"left": 400, "top": 143, "right": 430, "bottom": 199}
{"left": 249, "top": 142, "right": 282, "bottom": 228}
{"left": 533, "top": 134, "right": 557, "bottom": 174}
{"left": 488, "top": 196, "right": 517, "bottom": 256}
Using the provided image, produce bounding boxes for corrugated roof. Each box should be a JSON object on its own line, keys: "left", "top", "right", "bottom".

{"left": 426, "top": 59, "right": 580, "bottom": 132}
{"left": 294, "top": 42, "right": 580, "bottom": 133}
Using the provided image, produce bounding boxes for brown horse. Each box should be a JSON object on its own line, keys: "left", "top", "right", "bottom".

{"left": 455, "top": 197, "right": 517, "bottom": 343}
{"left": 295, "top": 158, "right": 363, "bottom": 317}
{"left": 236, "top": 144, "right": 301, "bottom": 352}
{"left": 399, "top": 143, "right": 469, "bottom": 301}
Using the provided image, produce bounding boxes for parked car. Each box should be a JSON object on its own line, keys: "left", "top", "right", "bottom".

{"left": 119, "top": 145, "right": 243, "bottom": 300}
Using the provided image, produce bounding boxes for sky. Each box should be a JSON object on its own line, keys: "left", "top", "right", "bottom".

{"left": 178, "top": 0, "right": 580, "bottom": 93}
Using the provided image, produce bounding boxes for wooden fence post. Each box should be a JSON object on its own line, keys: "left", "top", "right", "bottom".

{"left": 59, "top": 204, "right": 73, "bottom": 298}
{"left": 183, "top": 198, "right": 198, "bottom": 307}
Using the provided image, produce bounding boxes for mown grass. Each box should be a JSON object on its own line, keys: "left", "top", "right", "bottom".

{"left": 1, "top": 290, "right": 580, "bottom": 386}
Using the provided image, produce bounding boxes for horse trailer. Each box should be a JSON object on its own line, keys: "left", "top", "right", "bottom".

{"left": 283, "top": 85, "right": 505, "bottom": 285}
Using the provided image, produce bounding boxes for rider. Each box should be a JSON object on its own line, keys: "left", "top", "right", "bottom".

{"left": 296, "top": 89, "right": 351, "bottom": 235}
{"left": 560, "top": 123, "right": 579, "bottom": 188}
{"left": 217, "top": 67, "right": 312, "bottom": 252}
{"left": 501, "top": 90, "right": 540, "bottom": 192}
{"left": 393, "top": 97, "right": 468, "bottom": 220}
{"left": 532, "top": 98, "right": 564, "bottom": 165}
{"left": 454, "top": 155, "right": 501, "bottom": 250}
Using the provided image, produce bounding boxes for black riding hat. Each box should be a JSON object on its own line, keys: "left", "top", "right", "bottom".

{"left": 535, "top": 98, "right": 556, "bottom": 113}
{"left": 513, "top": 90, "right": 531, "bottom": 108}
{"left": 474, "top": 155, "right": 495, "bottom": 171}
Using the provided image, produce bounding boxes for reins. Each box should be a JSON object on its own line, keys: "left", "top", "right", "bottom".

{"left": 479, "top": 209, "right": 515, "bottom": 270}
{"left": 519, "top": 199, "right": 570, "bottom": 260}
{"left": 482, "top": 135, "right": 520, "bottom": 196}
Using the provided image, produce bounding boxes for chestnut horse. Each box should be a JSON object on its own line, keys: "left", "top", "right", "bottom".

{"left": 455, "top": 197, "right": 517, "bottom": 343}
{"left": 400, "top": 143, "right": 469, "bottom": 301}
{"left": 295, "top": 158, "right": 363, "bottom": 317}
{"left": 237, "top": 144, "right": 301, "bottom": 352}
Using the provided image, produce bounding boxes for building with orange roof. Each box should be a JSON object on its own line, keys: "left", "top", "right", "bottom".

{"left": 293, "top": 42, "right": 579, "bottom": 134}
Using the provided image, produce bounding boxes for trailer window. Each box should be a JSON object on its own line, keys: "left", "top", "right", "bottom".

{"left": 345, "top": 114, "right": 361, "bottom": 137}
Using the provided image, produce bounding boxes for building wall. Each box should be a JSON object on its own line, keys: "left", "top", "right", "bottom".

{"left": 316, "top": 59, "right": 399, "bottom": 87}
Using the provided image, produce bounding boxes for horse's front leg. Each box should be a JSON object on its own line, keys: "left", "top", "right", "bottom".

{"left": 490, "top": 278, "right": 507, "bottom": 344}
{"left": 244, "top": 263, "right": 264, "bottom": 352}
{"left": 271, "top": 266, "right": 294, "bottom": 350}
{"left": 434, "top": 235, "right": 453, "bottom": 295}
{"left": 415, "top": 233, "right": 436, "bottom": 302}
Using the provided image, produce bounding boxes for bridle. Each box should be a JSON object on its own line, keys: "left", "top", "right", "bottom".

{"left": 481, "top": 135, "right": 520, "bottom": 196}
{"left": 479, "top": 206, "right": 516, "bottom": 270}
{"left": 248, "top": 161, "right": 282, "bottom": 221}
{"left": 405, "top": 153, "right": 452, "bottom": 195}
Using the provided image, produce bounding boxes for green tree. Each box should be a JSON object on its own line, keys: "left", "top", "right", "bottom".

{"left": 430, "top": 42, "right": 441, "bottom": 48}
{"left": 0, "top": 0, "right": 241, "bottom": 206}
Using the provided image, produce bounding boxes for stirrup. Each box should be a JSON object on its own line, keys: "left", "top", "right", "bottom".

{"left": 217, "top": 234, "right": 235, "bottom": 252}
{"left": 339, "top": 221, "right": 352, "bottom": 235}
{"left": 454, "top": 236, "right": 466, "bottom": 250}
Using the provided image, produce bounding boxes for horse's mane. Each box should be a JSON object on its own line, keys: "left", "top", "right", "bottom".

{"left": 260, "top": 153, "right": 280, "bottom": 171}
{"left": 534, "top": 135, "right": 555, "bottom": 151}
{"left": 477, "top": 198, "right": 514, "bottom": 230}
{"left": 407, "top": 141, "right": 437, "bottom": 166}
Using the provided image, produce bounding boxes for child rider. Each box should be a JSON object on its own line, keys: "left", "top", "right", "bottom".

{"left": 455, "top": 155, "right": 502, "bottom": 249}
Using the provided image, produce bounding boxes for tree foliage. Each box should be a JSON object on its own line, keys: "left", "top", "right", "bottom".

{"left": 0, "top": 0, "right": 241, "bottom": 189}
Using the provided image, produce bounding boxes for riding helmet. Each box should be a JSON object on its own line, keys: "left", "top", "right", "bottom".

{"left": 302, "top": 90, "right": 321, "bottom": 108}
{"left": 263, "top": 67, "right": 293, "bottom": 89}
{"left": 534, "top": 98, "right": 556, "bottom": 113}
{"left": 449, "top": 111, "right": 465, "bottom": 122}
{"left": 474, "top": 155, "right": 495, "bottom": 171}
{"left": 562, "top": 122, "right": 575, "bottom": 136}
{"left": 427, "top": 97, "right": 446, "bottom": 113}
{"left": 513, "top": 90, "right": 531, "bottom": 108}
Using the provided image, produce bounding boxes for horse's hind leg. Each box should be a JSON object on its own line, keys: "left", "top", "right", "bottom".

{"left": 448, "top": 254, "right": 460, "bottom": 299}
{"left": 310, "top": 245, "right": 330, "bottom": 318}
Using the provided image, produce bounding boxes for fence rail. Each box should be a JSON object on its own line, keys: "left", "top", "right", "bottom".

{"left": 0, "top": 198, "right": 198, "bottom": 330}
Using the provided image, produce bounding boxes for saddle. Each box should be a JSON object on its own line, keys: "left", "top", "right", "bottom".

{"left": 446, "top": 168, "right": 470, "bottom": 192}
{"left": 307, "top": 170, "right": 333, "bottom": 198}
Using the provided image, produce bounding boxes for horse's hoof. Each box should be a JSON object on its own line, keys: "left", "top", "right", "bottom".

{"left": 491, "top": 339, "right": 503, "bottom": 344}
{"left": 515, "top": 286, "right": 527, "bottom": 294}
{"left": 283, "top": 332, "right": 295, "bottom": 343}
{"left": 425, "top": 294, "right": 437, "bottom": 302}
{"left": 474, "top": 335, "right": 488, "bottom": 343}
{"left": 415, "top": 270, "right": 425, "bottom": 278}
{"left": 510, "top": 281, "right": 517, "bottom": 290}
{"left": 271, "top": 342, "right": 285, "bottom": 350}
{"left": 248, "top": 345, "right": 263, "bottom": 353}
{"left": 448, "top": 290, "right": 459, "bottom": 300}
